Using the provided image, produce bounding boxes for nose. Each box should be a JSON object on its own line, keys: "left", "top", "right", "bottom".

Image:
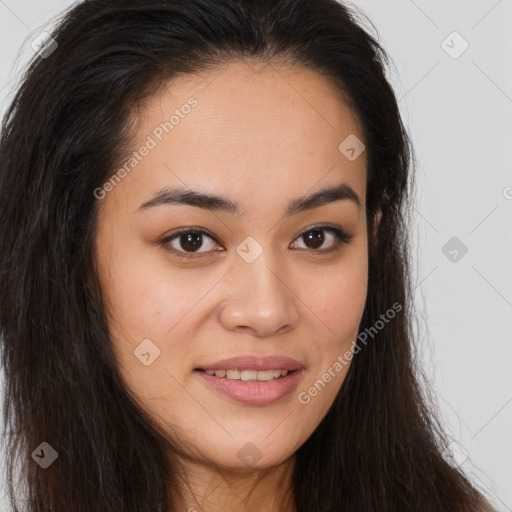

{"left": 217, "top": 253, "right": 300, "bottom": 338}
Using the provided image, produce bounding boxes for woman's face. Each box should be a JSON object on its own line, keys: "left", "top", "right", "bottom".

{"left": 94, "top": 60, "right": 373, "bottom": 470}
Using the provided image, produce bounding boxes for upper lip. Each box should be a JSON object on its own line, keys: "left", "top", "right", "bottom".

{"left": 196, "top": 355, "right": 305, "bottom": 372}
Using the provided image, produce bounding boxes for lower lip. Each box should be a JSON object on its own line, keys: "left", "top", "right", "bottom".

{"left": 196, "top": 369, "right": 304, "bottom": 405}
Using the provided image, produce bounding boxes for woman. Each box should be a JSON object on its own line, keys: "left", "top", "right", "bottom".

{"left": 0, "top": 0, "right": 496, "bottom": 510}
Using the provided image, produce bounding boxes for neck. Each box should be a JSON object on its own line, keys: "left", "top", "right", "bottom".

{"left": 168, "top": 453, "right": 297, "bottom": 512}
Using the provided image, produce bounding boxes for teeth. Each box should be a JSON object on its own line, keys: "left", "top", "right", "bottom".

{"left": 204, "top": 369, "right": 289, "bottom": 381}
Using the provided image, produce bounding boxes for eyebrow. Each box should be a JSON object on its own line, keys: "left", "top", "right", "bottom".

{"left": 136, "top": 182, "right": 362, "bottom": 216}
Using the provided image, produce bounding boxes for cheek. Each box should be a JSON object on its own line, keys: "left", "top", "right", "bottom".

{"left": 97, "top": 237, "right": 200, "bottom": 339}
{"left": 109, "top": 276, "right": 187, "bottom": 336}
{"left": 305, "top": 255, "right": 368, "bottom": 343}
{"left": 99, "top": 262, "right": 197, "bottom": 404}
{"left": 293, "top": 256, "right": 368, "bottom": 423}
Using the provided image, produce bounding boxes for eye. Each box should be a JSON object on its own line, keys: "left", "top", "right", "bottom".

{"left": 290, "top": 226, "right": 353, "bottom": 253}
{"left": 160, "top": 229, "right": 222, "bottom": 258}
{"left": 160, "top": 225, "right": 353, "bottom": 259}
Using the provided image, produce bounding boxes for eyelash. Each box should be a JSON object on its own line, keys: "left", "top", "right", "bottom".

{"left": 159, "top": 225, "right": 353, "bottom": 259}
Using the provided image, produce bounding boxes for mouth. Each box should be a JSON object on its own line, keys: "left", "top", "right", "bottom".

{"left": 194, "top": 368, "right": 295, "bottom": 381}
{"left": 195, "top": 368, "right": 305, "bottom": 406}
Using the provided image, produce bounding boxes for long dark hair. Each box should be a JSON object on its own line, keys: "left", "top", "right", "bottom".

{"left": 0, "top": 0, "right": 494, "bottom": 510}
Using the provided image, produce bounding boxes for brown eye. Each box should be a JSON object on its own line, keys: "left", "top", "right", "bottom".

{"left": 178, "top": 232, "right": 204, "bottom": 252}
{"left": 292, "top": 227, "right": 352, "bottom": 252}
{"left": 162, "top": 230, "right": 220, "bottom": 257}
{"left": 302, "top": 229, "right": 325, "bottom": 249}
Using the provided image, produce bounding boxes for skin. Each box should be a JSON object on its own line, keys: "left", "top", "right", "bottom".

{"left": 94, "top": 59, "right": 381, "bottom": 512}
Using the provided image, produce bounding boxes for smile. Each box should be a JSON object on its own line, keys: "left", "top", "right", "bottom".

{"left": 196, "top": 368, "right": 304, "bottom": 405}
{"left": 203, "top": 369, "right": 289, "bottom": 381}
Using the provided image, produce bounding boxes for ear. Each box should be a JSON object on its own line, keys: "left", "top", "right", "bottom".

{"left": 372, "top": 209, "right": 382, "bottom": 239}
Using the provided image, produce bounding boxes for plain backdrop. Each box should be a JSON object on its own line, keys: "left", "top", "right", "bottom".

{"left": 0, "top": 0, "right": 511, "bottom": 510}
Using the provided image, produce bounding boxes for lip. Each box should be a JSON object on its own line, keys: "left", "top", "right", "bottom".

{"left": 196, "top": 355, "right": 305, "bottom": 372}
{"left": 197, "top": 368, "right": 305, "bottom": 405}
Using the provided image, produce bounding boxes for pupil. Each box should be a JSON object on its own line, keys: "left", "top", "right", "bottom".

{"left": 181, "top": 232, "right": 203, "bottom": 252}
{"left": 304, "top": 230, "right": 324, "bottom": 249}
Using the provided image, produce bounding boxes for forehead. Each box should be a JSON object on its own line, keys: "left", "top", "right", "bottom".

{"left": 137, "top": 59, "right": 364, "bottom": 147}
{"left": 108, "top": 60, "right": 367, "bottom": 214}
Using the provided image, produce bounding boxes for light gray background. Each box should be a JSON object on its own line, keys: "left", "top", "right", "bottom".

{"left": 0, "top": 0, "right": 511, "bottom": 510}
